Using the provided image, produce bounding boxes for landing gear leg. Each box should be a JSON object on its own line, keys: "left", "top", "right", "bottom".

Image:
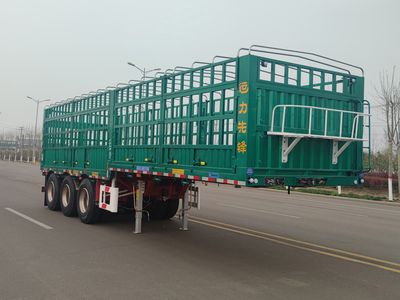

{"left": 180, "top": 186, "right": 189, "bottom": 231}
{"left": 134, "top": 180, "right": 145, "bottom": 234}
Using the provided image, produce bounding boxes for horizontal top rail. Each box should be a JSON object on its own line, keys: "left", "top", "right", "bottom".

{"left": 237, "top": 45, "right": 364, "bottom": 76}
{"left": 241, "top": 47, "right": 351, "bottom": 75}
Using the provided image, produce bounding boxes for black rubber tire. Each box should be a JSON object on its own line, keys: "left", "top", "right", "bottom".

{"left": 45, "top": 173, "right": 61, "bottom": 211}
{"left": 60, "top": 176, "right": 77, "bottom": 217}
{"left": 147, "top": 198, "right": 179, "bottom": 220}
{"left": 77, "top": 178, "right": 101, "bottom": 224}
{"left": 146, "top": 199, "right": 167, "bottom": 220}
{"left": 164, "top": 198, "right": 179, "bottom": 219}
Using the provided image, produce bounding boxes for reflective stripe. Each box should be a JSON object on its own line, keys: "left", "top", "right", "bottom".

{"left": 106, "top": 168, "right": 246, "bottom": 186}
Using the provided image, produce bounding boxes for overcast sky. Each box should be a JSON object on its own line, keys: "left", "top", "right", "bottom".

{"left": 0, "top": 0, "right": 399, "bottom": 150}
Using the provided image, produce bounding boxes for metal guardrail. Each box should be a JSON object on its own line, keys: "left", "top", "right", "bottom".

{"left": 267, "top": 104, "right": 370, "bottom": 164}
{"left": 268, "top": 104, "right": 370, "bottom": 141}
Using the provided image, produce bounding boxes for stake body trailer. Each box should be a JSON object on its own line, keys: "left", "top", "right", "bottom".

{"left": 41, "top": 45, "right": 371, "bottom": 232}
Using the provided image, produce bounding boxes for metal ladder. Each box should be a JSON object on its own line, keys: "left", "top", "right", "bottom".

{"left": 362, "top": 100, "right": 371, "bottom": 171}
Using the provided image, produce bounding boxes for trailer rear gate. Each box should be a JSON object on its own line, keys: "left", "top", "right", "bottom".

{"left": 42, "top": 47, "right": 370, "bottom": 188}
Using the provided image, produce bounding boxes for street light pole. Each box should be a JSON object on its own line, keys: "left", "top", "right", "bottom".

{"left": 26, "top": 96, "right": 50, "bottom": 164}
{"left": 127, "top": 62, "right": 161, "bottom": 81}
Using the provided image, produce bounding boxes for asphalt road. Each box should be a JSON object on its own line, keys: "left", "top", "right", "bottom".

{"left": 1, "top": 161, "right": 400, "bottom": 300}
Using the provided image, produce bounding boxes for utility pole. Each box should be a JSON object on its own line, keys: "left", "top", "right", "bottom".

{"left": 0, "top": 113, "right": 4, "bottom": 160}
{"left": 14, "top": 129, "right": 18, "bottom": 162}
{"left": 26, "top": 96, "right": 50, "bottom": 164}
{"left": 127, "top": 62, "right": 161, "bottom": 81}
{"left": 26, "top": 131, "right": 30, "bottom": 163}
{"left": 0, "top": 112, "right": 3, "bottom": 141}
{"left": 18, "top": 126, "right": 24, "bottom": 162}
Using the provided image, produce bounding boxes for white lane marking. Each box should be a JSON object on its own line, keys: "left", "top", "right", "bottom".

{"left": 5, "top": 208, "right": 53, "bottom": 230}
{"left": 218, "top": 203, "right": 301, "bottom": 219}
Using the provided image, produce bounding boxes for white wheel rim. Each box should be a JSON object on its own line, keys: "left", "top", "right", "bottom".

{"left": 47, "top": 181, "right": 55, "bottom": 203}
{"left": 62, "top": 184, "right": 71, "bottom": 208}
{"left": 79, "top": 188, "right": 89, "bottom": 214}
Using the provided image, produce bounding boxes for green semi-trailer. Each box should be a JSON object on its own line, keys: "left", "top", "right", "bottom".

{"left": 41, "top": 45, "right": 370, "bottom": 232}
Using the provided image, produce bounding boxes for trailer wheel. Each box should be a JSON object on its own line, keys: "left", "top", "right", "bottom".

{"left": 77, "top": 178, "right": 101, "bottom": 224}
{"left": 60, "top": 176, "right": 77, "bottom": 217}
{"left": 146, "top": 199, "right": 166, "bottom": 220}
{"left": 164, "top": 198, "right": 179, "bottom": 219}
{"left": 147, "top": 198, "right": 179, "bottom": 220}
{"left": 45, "top": 173, "right": 60, "bottom": 211}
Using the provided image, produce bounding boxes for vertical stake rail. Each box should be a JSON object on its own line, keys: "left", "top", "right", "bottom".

{"left": 324, "top": 110, "right": 328, "bottom": 136}
{"left": 180, "top": 185, "right": 189, "bottom": 231}
{"left": 339, "top": 111, "right": 343, "bottom": 138}
{"left": 354, "top": 115, "right": 360, "bottom": 139}
{"left": 134, "top": 180, "right": 145, "bottom": 234}
{"left": 308, "top": 108, "right": 313, "bottom": 134}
